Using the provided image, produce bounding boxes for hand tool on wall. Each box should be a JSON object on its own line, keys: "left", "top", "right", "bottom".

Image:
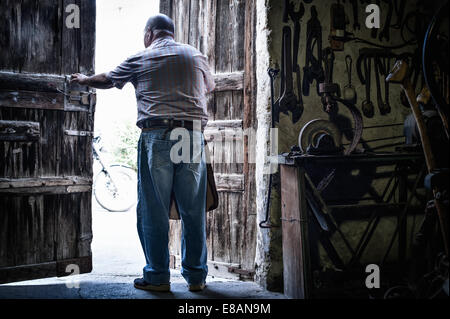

{"left": 303, "top": 6, "right": 324, "bottom": 97}
{"left": 268, "top": 68, "right": 280, "bottom": 124}
{"left": 260, "top": 68, "right": 280, "bottom": 229}
{"left": 287, "top": 0, "right": 305, "bottom": 117}
{"left": 386, "top": 59, "right": 449, "bottom": 257}
{"left": 283, "top": 0, "right": 290, "bottom": 23}
{"left": 380, "top": 56, "right": 392, "bottom": 114}
{"left": 319, "top": 47, "right": 339, "bottom": 113}
{"left": 279, "top": 26, "right": 303, "bottom": 124}
{"left": 343, "top": 55, "right": 357, "bottom": 103}
{"left": 356, "top": 48, "right": 410, "bottom": 117}
{"left": 379, "top": 0, "right": 394, "bottom": 42}
{"left": 374, "top": 56, "right": 391, "bottom": 115}
{"left": 349, "top": 0, "right": 361, "bottom": 31}
{"left": 361, "top": 57, "right": 375, "bottom": 118}
{"left": 329, "top": 0, "right": 347, "bottom": 51}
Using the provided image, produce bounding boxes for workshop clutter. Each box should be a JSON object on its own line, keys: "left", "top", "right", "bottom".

{"left": 267, "top": 0, "right": 449, "bottom": 299}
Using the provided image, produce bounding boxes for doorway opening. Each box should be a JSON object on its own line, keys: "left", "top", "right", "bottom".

{"left": 90, "top": 0, "right": 157, "bottom": 278}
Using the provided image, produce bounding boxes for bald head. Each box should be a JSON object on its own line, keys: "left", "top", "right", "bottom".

{"left": 145, "top": 14, "right": 175, "bottom": 34}
{"left": 144, "top": 14, "right": 175, "bottom": 48}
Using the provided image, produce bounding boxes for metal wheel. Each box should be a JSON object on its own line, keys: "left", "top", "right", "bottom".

{"left": 93, "top": 165, "right": 137, "bottom": 212}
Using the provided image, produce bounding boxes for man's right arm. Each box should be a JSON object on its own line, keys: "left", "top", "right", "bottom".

{"left": 71, "top": 73, "right": 114, "bottom": 89}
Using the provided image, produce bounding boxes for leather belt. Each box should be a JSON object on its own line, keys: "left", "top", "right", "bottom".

{"left": 140, "top": 119, "right": 203, "bottom": 132}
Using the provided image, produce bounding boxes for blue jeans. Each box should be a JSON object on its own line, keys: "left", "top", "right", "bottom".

{"left": 136, "top": 129, "right": 208, "bottom": 286}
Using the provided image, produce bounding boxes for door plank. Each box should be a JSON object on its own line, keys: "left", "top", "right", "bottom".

{"left": 0, "top": 120, "right": 40, "bottom": 142}
{"left": 0, "top": 176, "right": 92, "bottom": 189}
{"left": 214, "top": 72, "right": 244, "bottom": 92}
{"left": 0, "top": 256, "right": 92, "bottom": 284}
{"left": 0, "top": 71, "right": 65, "bottom": 92}
{"left": 0, "top": 195, "right": 54, "bottom": 268}
{"left": 214, "top": 173, "right": 244, "bottom": 192}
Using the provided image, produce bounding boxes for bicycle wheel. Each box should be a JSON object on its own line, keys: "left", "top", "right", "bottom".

{"left": 94, "top": 165, "right": 137, "bottom": 212}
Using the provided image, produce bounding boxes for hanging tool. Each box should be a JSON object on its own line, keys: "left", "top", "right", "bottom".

{"left": 283, "top": 0, "right": 290, "bottom": 23}
{"left": 260, "top": 68, "right": 280, "bottom": 229}
{"left": 374, "top": 56, "right": 391, "bottom": 115}
{"left": 379, "top": 56, "right": 392, "bottom": 114}
{"left": 343, "top": 55, "right": 357, "bottom": 103}
{"left": 329, "top": 0, "right": 347, "bottom": 51}
{"left": 268, "top": 68, "right": 280, "bottom": 124}
{"left": 361, "top": 56, "right": 375, "bottom": 118}
{"left": 279, "top": 26, "right": 303, "bottom": 124}
{"left": 320, "top": 47, "right": 340, "bottom": 113}
{"left": 287, "top": 0, "right": 305, "bottom": 119}
{"left": 356, "top": 48, "right": 410, "bottom": 117}
{"left": 349, "top": 0, "right": 361, "bottom": 31}
{"left": 379, "top": 0, "right": 394, "bottom": 42}
{"left": 317, "top": 46, "right": 362, "bottom": 155}
{"left": 303, "top": 5, "right": 324, "bottom": 97}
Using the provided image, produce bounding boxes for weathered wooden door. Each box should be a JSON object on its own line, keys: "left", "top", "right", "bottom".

{"left": 160, "top": 0, "right": 257, "bottom": 277}
{"left": 0, "top": 1, "right": 96, "bottom": 284}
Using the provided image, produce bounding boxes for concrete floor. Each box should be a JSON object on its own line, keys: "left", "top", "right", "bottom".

{"left": 0, "top": 199, "right": 285, "bottom": 299}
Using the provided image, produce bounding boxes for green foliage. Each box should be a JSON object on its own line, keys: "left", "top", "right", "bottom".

{"left": 111, "top": 121, "right": 140, "bottom": 171}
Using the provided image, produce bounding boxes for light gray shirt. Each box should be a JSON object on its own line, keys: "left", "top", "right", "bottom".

{"left": 106, "top": 36, "right": 215, "bottom": 128}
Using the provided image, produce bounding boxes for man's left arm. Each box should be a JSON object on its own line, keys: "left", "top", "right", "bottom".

{"left": 70, "top": 73, "right": 114, "bottom": 89}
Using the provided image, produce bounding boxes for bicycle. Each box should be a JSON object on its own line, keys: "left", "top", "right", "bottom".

{"left": 92, "top": 135, "right": 137, "bottom": 212}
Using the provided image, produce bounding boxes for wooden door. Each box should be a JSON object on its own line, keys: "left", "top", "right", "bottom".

{"left": 160, "top": 0, "right": 257, "bottom": 277}
{"left": 0, "top": 0, "right": 96, "bottom": 284}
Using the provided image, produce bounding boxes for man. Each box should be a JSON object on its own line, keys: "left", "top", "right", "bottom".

{"left": 71, "top": 14, "right": 215, "bottom": 292}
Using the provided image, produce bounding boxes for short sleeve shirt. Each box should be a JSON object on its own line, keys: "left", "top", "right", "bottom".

{"left": 106, "top": 36, "right": 215, "bottom": 128}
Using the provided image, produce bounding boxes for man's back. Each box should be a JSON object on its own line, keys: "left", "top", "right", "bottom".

{"left": 107, "top": 36, "right": 215, "bottom": 128}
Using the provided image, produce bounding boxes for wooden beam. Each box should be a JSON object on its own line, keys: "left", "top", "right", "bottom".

{"left": 205, "top": 119, "right": 243, "bottom": 129}
{"left": 0, "top": 90, "right": 64, "bottom": 111}
{"left": 0, "top": 256, "right": 92, "bottom": 285}
{"left": 0, "top": 71, "right": 65, "bottom": 92}
{"left": 0, "top": 120, "right": 40, "bottom": 142}
{"left": 214, "top": 173, "right": 244, "bottom": 192}
{"left": 214, "top": 72, "right": 244, "bottom": 92}
{"left": 0, "top": 176, "right": 92, "bottom": 189}
{"left": 0, "top": 185, "right": 92, "bottom": 195}
{"left": 280, "top": 166, "right": 310, "bottom": 299}
{"left": 242, "top": 0, "right": 257, "bottom": 272}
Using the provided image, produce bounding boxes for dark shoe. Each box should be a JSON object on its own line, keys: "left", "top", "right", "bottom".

{"left": 188, "top": 282, "right": 206, "bottom": 292}
{"left": 134, "top": 278, "right": 171, "bottom": 292}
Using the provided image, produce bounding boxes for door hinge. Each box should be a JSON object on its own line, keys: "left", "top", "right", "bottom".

{"left": 63, "top": 76, "right": 97, "bottom": 112}
{"left": 64, "top": 130, "right": 94, "bottom": 137}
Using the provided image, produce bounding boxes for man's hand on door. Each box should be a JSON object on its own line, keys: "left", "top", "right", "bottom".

{"left": 70, "top": 73, "right": 114, "bottom": 89}
{"left": 70, "top": 73, "right": 89, "bottom": 85}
